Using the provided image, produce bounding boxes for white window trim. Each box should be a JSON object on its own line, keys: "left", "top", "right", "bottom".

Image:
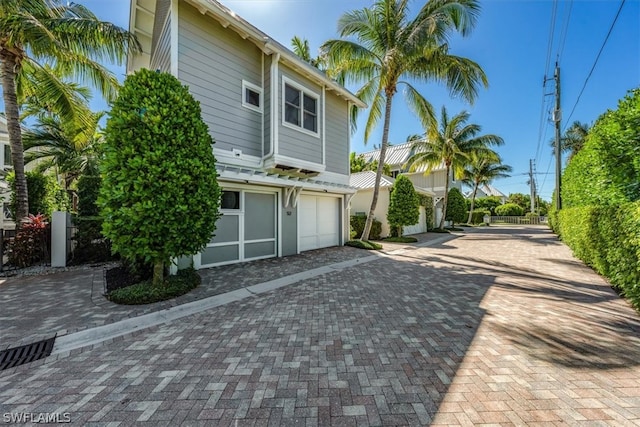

{"left": 281, "top": 76, "right": 320, "bottom": 138}
{"left": 242, "top": 80, "right": 263, "bottom": 113}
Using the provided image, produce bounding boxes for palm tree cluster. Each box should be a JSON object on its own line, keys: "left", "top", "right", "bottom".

{"left": 320, "top": 0, "right": 489, "bottom": 240}
{"left": 407, "top": 107, "right": 506, "bottom": 229}
{"left": 0, "top": 0, "right": 139, "bottom": 225}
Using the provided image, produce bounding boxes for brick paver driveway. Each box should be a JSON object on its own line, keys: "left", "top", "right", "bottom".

{"left": 1, "top": 226, "right": 639, "bottom": 426}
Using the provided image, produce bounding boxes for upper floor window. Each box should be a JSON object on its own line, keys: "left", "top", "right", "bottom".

{"left": 282, "top": 77, "right": 319, "bottom": 137}
{"left": 242, "top": 80, "right": 262, "bottom": 113}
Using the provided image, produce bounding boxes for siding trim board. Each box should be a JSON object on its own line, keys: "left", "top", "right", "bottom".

{"left": 170, "top": 0, "right": 178, "bottom": 76}
{"left": 270, "top": 53, "right": 280, "bottom": 157}
{"left": 322, "top": 86, "right": 326, "bottom": 165}
{"left": 264, "top": 154, "right": 326, "bottom": 174}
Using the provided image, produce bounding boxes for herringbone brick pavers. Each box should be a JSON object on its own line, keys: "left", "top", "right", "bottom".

{"left": 1, "top": 226, "right": 639, "bottom": 426}
{"left": 0, "top": 245, "right": 372, "bottom": 349}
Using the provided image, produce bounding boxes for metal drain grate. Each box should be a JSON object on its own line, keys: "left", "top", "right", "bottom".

{"left": 0, "top": 336, "right": 56, "bottom": 370}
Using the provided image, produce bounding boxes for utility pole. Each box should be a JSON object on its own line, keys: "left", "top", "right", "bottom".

{"left": 553, "top": 62, "right": 562, "bottom": 210}
{"left": 529, "top": 159, "right": 536, "bottom": 213}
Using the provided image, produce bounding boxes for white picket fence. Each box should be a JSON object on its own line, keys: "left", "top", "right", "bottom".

{"left": 490, "top": 216, "right": 548, "bottom": 225}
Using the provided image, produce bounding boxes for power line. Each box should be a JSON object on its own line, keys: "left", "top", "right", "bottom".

{"left": 563, "top": 0, "right": 627, "bottom": 129}
{"left": 539, "top": 154, "right": 554, "bottom": 200}
{"left": 544, "top": 0, "right": 559, "bottom": 76}
{"left": 557, "top": 0, "right": 574, "bottom": 62}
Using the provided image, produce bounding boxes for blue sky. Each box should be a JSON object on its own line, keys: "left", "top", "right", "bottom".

{"left": 78, "top": 0, "right": 639, "bottom": 200}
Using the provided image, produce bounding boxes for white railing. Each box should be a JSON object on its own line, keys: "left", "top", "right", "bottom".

{"left": 490, "top": 216, "right": 548, "bottom": 225}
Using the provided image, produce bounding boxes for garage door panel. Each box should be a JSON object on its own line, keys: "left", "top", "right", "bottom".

{"left": 245, "top": 241, "right": 276, "bottom": 259}
{"left": 300, "top": 196, "right": 317, "bottom": 237}
{"left": 245, "top": 193, "right": 276, "bottom": 240}
{"left": 201, "top": 189, "right": 277, "bottom": 268}
{"left": 211, "top": 215, "right": 239, "bottom": 243}
{"left": 202, "top": 244, "right": 239, "bottom": 265}
{"left": 300, "top": 195, "right": 340, "bottom": 251}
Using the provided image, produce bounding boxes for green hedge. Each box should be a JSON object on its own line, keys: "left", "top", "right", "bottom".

{"left": 558, "top": 202, "right": 640, "bottom": 309}
{"left": 495, "top": 203, "right": 524, "bottom": 216}
{"left": 350, "top": 215, "right": 382, "bottom": 240}
{"left": 468, "top": 209, "right": 490, "bottom": 224}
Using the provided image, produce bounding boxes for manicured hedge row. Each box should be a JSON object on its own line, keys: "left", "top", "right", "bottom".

{"left": 468, "top": 209, "right": 490, "bottom": 224}
{"left": 558, "top": 202, "right": 640, "bottom": 309}
{"left": 350, "top": 215, "right": 382, "bottom": 240}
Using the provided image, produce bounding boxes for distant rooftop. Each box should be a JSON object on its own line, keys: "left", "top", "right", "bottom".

{"left": 358, "top": 141, "right": 445, "bottom": 172}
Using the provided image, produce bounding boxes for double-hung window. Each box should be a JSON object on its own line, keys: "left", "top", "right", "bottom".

{"left": 283, "top": 78, "right": 318, "bottom": 136}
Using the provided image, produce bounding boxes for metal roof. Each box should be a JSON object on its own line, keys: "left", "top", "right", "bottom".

{"left": 358, "top": 141, "right": 445, "bottom": 172}
{"left": 480, "top": 184, "right": 507, "bottom": 198}
{"left": 349, "top": 171, "right": 435, "bottom": 196}
{"left": 349, "top": 171, "right": 395, "bottom": 189}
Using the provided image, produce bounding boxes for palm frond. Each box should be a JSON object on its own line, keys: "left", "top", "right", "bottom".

{"left": 401, "top": 81, "right": 435, "bottom": 130}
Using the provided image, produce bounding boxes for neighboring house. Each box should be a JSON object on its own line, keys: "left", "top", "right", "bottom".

{"left": 350, "top": 171, "right": 435, "bottom": 238}
{"left": 478, "top": 184, "right": 508, "bottom": 204}
{"left": 465, "top": 184, "right": 508, "bottom": 204}
{"left": 128, "top": 0, "right": 366, "bottom": 268}
{"left": 358, "top": 141, "right": 461, "bottom": 226}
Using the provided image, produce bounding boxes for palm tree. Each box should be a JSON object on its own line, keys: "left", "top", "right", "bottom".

{"left": 0, "top": 0, "right": 139, "bottom": 225}
{"left": 23, "top": 111, "right": 104, "bottom": 189}
{"left": 291, "top": 36, "right": 324, "bottom": 69}
{"left": 407, "top": 106, "right": 503, "bottom": 229}
{"left": 462, "top": 150, "right": 512, "bottom": 223}
{"left": 321, "top": 0, "right": 487, "bottom": 240}
{"left": 561, "top": 121, "right": 590, "bottom": 161}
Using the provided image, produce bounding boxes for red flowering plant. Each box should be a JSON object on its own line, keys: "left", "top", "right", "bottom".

{"left": 8, "top": 214, "right": 50, "bottom": 268}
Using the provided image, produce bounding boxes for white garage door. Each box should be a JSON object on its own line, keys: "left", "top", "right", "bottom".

{"left": 299, "top": 195, "right": 340, "bottom": 251}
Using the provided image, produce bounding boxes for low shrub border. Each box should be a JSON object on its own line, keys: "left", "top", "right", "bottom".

{"left": 350, "top": 216, "right": 382, "bottom": 240}
{"left": 108, "top": 268, "right": 201, "bottom": 305}
{"left": 345, "top": 240, "right": 383, "bottom": 250}
{"left": 383, "top": 236, "right": 418, "bottom": 243}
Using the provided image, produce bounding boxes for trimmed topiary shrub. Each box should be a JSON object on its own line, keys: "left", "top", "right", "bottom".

{"left": 99, "top": 69, "right": 221, "bottom": 286}
{"left": 446, "top": 188, "right": 466, "bottom": 226}
{"left": 495, "top": 203, "right": 524, "bottom": 216}
{"left": 350, "top": 215, "right": 382, "bottom": 240}
{"left": 387, "top": 175, "right": 419, "bottom": 237}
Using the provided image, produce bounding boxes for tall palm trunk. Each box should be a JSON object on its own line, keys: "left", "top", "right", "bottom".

{"left": 467, "top": 181, "right": 479, "bottom": 224}
{"left": 1, "top": 52, "right": 28, "bottom": 226}
{"left": 361, "top": 93, "right": 393, "bottom": 241}
{"left": 439, "top": 165, "right": 451, "bottom": 229}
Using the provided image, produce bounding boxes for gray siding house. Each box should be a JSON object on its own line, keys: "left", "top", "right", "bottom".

{"left": 128, "top": 0, "right": 365, "bottom": 268}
